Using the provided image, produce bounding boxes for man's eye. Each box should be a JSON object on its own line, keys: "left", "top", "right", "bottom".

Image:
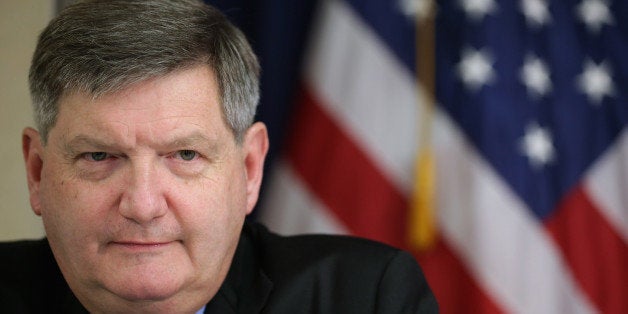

{"left": 177, "top": 150, "right": 197, "bottom": 161}
{"left": 83, "top": 152, "right": 110, "bottom": 161}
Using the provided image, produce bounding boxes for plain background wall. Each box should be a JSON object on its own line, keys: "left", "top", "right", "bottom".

{"left": 0, "top": 0, "right": 53, "bottom": 240}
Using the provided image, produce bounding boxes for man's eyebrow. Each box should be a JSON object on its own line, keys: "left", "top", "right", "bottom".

{"left": 164, "top": 133, "right": 224, "bottom": 158}
{"left": 62, "top": 133, "right": 221, "bottom": 154}
{"left": 62, "top": 135, "right": 120, "bottom": 155}
{"left": 166, "top": 133, "right": 215, "bottom": 148}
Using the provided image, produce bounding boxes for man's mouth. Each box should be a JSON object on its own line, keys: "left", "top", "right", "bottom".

{"left": 109, "top": 240, "right": 177, "bottom": 252}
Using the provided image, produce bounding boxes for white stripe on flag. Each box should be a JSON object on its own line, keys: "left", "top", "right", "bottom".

{"left": 259, "top": 161, "right": 350, "bottom": 236}
{"left": 305, "top": 0, "right": 424, "bottom": 195}
{"left": 433, "top": 110, "right": 597, "bottom": 314}
{"left": 584, "top": 128, "right": 628, "bottom": 243}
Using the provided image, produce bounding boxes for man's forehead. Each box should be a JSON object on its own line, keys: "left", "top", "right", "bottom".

{"left": 56, "top": 65, "right": 219, "bottom": 111}
{"left": 48, "top": 65, "right": 232, "bottom": 148}
{"left": 58, "top": 64, "right": 219, "bottom": 102}
{"left": 58, "top": 69, "right": 218, "bottom": 117}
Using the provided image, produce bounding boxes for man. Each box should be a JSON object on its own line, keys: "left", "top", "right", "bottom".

{"left": 0, "top": 0, "right": 438, "bottom": 313}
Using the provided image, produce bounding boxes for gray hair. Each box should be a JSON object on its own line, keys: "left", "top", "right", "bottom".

{"left": 29, "top": 0, "right": 260, "bottom": 143}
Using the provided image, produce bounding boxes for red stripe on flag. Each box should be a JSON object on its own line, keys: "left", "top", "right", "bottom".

{"left": 416, "top": 237, "right": 505, "bottom": 314}
{"left": 545, "top": 185, "right": 628, "bottom": 314}
{"left": 285, "top": 85, "right": 407, "bottom": 247}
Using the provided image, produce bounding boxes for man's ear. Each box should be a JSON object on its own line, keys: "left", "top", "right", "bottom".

{"left": 242, "top": 122, "right": 269, "bottom": 215}
{"left": 22, "top": 127, "right": 44, "bottom": 216}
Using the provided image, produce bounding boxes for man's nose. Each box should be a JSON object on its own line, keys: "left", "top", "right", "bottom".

{"left": 119, "top": 160, "right": 168, "bottom": 224}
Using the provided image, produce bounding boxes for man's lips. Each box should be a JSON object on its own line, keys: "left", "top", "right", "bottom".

{"left": 109, "top": 240, "right": 177, "bottom": 251}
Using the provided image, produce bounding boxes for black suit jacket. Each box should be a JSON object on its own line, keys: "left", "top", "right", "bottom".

{"left": 0, "top": 222, "right": 438, "bottom": 313}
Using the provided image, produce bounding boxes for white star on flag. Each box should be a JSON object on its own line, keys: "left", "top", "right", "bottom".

{"left": 577, "top": 59, "right": 615, "bottom": 106}
{"left": 458, "top": 47, "right": 496, "bottom": 91}
{"left": 460, "top": 0, "right": 498, "bottom": 22}
{"left": 520, "top": 0, "right": 551, "bottom": 28}
{"left": 521, "top": 54, "right": 552, "bottom": 98}
{"left": 398, "top": 0, "right": 435, "bottom": 22}
{"left": 519, "top": 122, "right": 556, "bottom": 168}
{"left": 576, "top": 0, "right": 614, "bottom": 33}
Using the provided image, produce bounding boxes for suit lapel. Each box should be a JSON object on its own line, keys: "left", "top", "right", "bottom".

{"left": 205, "top": 224, "right": 273, "bottom": 314}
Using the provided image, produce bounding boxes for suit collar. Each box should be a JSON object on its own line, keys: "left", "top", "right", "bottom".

{"left": 205, "top": 222, "right": 273, "bottom": 314}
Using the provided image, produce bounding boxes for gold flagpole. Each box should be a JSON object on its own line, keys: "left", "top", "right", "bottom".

{"left": 409, "top": 0, "right": 437, "bottom": 250}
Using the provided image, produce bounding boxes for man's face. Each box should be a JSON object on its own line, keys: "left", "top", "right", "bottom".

{"left": 22, "top": 65, "right": 268, "bottom": 312}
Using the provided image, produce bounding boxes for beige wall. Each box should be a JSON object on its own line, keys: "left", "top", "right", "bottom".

{"left": 0, "top": 1, "right": 53, "bottom": 240}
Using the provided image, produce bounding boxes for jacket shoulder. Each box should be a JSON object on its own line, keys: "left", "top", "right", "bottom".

{"left": 0, "top": 239, "right": 52, "bottom": 281}
{"left": 252, "top": 223, "right": 402, "bottom": 270}
{"left": 244, "top": 223, "right": 438, "bottom": 313}
{"left": 0, "top": 239, "right": 85, "bottom": 313}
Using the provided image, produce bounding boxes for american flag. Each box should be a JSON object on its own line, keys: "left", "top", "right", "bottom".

{"left": 212, "top": 0, "right": 628, "bottom": 312}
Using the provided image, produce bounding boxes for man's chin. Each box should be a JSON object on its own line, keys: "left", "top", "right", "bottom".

{"left": 106, "top": 277, "right": 184, "bottom": 302}
{"left": 98, "top": 246, "right": 192, "bottom": 301}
